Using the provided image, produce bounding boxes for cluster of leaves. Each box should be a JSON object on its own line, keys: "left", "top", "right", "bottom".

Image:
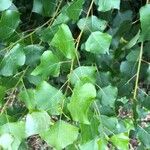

{"left": 0, "top": 0, "right": 149, "bottom": 149}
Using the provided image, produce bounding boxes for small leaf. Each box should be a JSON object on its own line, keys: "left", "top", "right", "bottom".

{"left": 25, "top": 111, "right": 51, "bottom": 137}
{"left": 0, "top": 0, "right": 12, "bottom": 11}
{"left": 97, "top": 85, "right": 118, "bottom": 108}
{"left": 51, "top": 24, "right": 76, "bottom": 59}
{"left": 77, "top": 15, "right": 107, "bottom": 33}
{"left": 23, "top": 45, "right": 44, "bottom": 65}
{"left": 66, "top": 0, "right": 84, "bottom": 21}
{"left": 32, "top": 0, "right": 56, "bottom": 17}
{"left": 110, "top": 133, "right": 129, "bottom": 150}
{"left": 31, "top": 51, "right": 61, "bottom": 78}
{"left": 0, "top": 44, "right": 25, "bottom": 76}
{"left": 0, "top": 10, "right": 20, "bottom": 40}
{"left": 35, "top": 81, "right": 64, "bottom": 115}
{"left": 126, "top": 50, "right": 140, "bottom": 62}
{"left": 68, "top": 66, "right": 96, "bottom": 85}
{"left": 122, "top": 31, "right": 140, "bottom": 50}
{"left": 18, "top": 89, "right": 36, "bottom": 111}
{"left": 85, "top": 31, "right": 112, "bottom": 54}
{"left": 67, "top": 82, "right": 96, "bottom": 124}
{"left": 41, "top": 120, "right": 79, "bottom": 150}
{"left": 140, "top": 4, "right": 150, "bottom": 41}
{"left": 96, "top": 0, "right": 120, "bottom": 12}
{"left": 79, "top": 138, "right": 107, "bottom": 150}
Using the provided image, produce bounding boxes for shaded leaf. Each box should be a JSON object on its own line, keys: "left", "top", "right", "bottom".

{"left": 0, "top": 44, "right": 25, "bottom": 76}
{"left": 140, "top": 4, "right": 150, "bottom": 41}
{"left": 97, "top": 85, "right": 118, "bottom": 108}
{"left": 95, "top": 0, "right": 120, "bottom": 12}
{"left": 66, "top": 0, "right": 84, "bottom": 21}
{"left": 0, "top": 10, "right": 20, "bottom": 40}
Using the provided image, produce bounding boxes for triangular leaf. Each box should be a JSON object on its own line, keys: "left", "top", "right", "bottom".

{"left": 31, "top": 51, "right": 61, "bottom": 78}
{"left": 85, "top": 31, "right": 112, "bottom": 54}
{"left": 68, "top": 82, "right": 96, "bottom": 124}
{"left": 51, "top": 24, "right": 76, "bottom": 59}
{"left": 41, "top": 120, "right": 79, "bottom": 150}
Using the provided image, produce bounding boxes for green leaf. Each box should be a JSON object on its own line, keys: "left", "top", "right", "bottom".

{"left": 79, "top": 138, "right": 107, "bottom": 150}
{"left": 25, "top": 111, "right": 51, "bottom": 137}
{"left": 35, "top": 81, "right": 64, "bottom": 115}
{"left": 51, "top": 24, "right": 76, "bottom": 59}
{"left": 110, "top": 133, "right": 129, "bottom": 150}
{"left": 0, "top": 10, "right": 20, "bottom": 40}
{"left": 98, "top": 85, "right": 118, "bottom": 108}
{"left": 138, "top": 126, "right": 150, "bottom": 149}
{"left": 32, "top": 0, "right": 56, "bottom": 17}
{"left": 23, "top": 45, "right": 44, "bottom": 66}
{"left": 85, "top": 31, "right": 112, "bottom": 54}
{"left": 126, "top": 50, "right": 140, "bottom": 62}
{"left": 0, "top": 0, "right": 12, "bottom": 11}
{"left": 77, "top": 15, "right": 107, "bottom": 33}
{"left": 140, "top": 4, "right": 150, "bottom": 41}
{"left": 18, "top": 89, "right": 36, "bottom": 111}
{"left": 31, "top": 51, "right": 60, "bottom": 79}
{"left": 41, "top": 120, "right": 79, "bottom": 150}
{"left": 66, "top": 0, "right": 84, "bottom": 21}
{"left": 0, "top": 134, "right": 14, "bottom": 149}
{"left": 68, "top": 66, "right": 96, "bottom": 85}
{"left": 0, "top": 122, "right": 25, "bottom": 140}
{"left": 123, "top": 31, "right": 140, "bottom": 50}
{"left": 0, "top": 44, "right": 25, "bottom": 76}
{"left": 95, "top": 0, "right": 120, "bottom": 12}
{"left": 0, "top": 86, "right": 6, "bottom": 102}
{"left": 67, "top": 82, "right": 96, "bottom": 124}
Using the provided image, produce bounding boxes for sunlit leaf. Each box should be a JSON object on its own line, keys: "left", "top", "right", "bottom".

{"left": 68, "top": 82, "right": 96, "bottom": 124}
{"left": 41, "top": 120, "right": 79, "bottom": 150}
{"left": 85, "top": 31, "right": 112, "bottom": 54}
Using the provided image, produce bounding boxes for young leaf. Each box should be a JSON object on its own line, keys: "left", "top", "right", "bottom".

{"left": 77, "top": 15, "right": 107, "bottom": 33}
{"left": 85, "top": 31, "right": 112, "bottom": 54}
{"left": 0, "top": 0, "right": 12, "bottom": 11}
{"left": 25, "top": 111, "right": 51, "bottom": 137}
{"left": 18, "top": 89, "right": 36, "bottom": 111}
{"left": 66, "top": 0, "right": 84, "bottom": 21}
{"left": 35, "top": 81, "right": 64, "bottom": 115}
{"left": 67, "top": 82, "right": 96, "bottom": 124}
{"left": 110, "top": 133, "right": 129, "bottom": 150}
{"left": 0, "top": 44, "right": 25, "bottom": 76}
{"left": 140, "top": 4, "right": 150, "bottom": 41}
{"left": 0, "top": 10, "right": 20, "bottom": 40}
{"left": 97, "top": 85, "right": 118, "bottom": 108}
{"left": 68, "top": 66, "right": 96, "bottom": 85}
{"left": 32, "top": 0, "right": 56, "bottom": 17}
{"left": 40, "top": 120, "right": 79, "bottom": 150}
{"left": 51, "top": 24, "right": 76, "bottom": 59}
{"left": 96, "top": 0, "right": 120, "bottom": 12}
{"left": 31, "top": 51, "right": 61, "bottom": 79}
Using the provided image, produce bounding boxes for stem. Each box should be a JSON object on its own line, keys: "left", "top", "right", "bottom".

{"left": 133, "top": 42, "right": 143, "bottom": 126}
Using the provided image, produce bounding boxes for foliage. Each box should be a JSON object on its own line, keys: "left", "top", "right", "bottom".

{"left": 0, "top": 0, "right": 150, "bottom": 149}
